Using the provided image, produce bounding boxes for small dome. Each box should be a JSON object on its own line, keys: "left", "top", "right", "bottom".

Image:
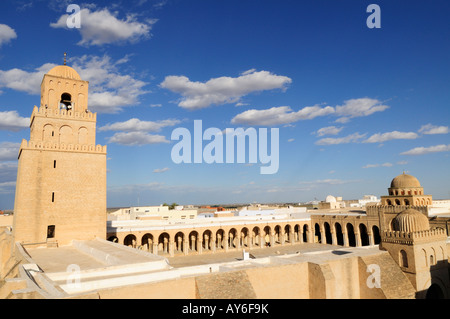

{"left": 325, "top": 195, "right": 337, "bottom": 203}
{"left": 393, "top": 208, "right": 429, "bottom": 233}
{"left": 390, "top": 173, "right": 421, "bottom": 188}
{"left": 47, "top": 65, "right": 81, "bottom": 80}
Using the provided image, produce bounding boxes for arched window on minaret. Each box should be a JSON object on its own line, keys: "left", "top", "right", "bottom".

{"left": 60, "top": 93, "right": 73, "bottom": 110}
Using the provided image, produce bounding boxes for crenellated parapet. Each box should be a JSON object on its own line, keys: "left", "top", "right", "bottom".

{"left": 382, "top": 227, "right": 447, "bottom": 245}
{"left": 32, "top": 106, "right": 97, "bottom": 122}
{"left": 19, "top": 139, "right": 106, "bottom": 155}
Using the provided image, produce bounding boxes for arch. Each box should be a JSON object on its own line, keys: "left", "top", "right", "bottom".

{"left": 78, "top": 127, "right": 88, "bottom": 144}
{"left": 60, "top": 92, "right": 72, "bottom": 109}
{"left": 335, "top": 222, "right": 344, "bottom": 246}
{"left": 124, "top": 234, "right": 136, "bottom": 247}
{"left": 399, "top": 250, "right": 408, "bottom": 267}
{"left": 240, "top": 227, "right": 249, "bottom": 248}
{"left": 426, "top": 284, "right": 444, "bottom": 299}
{"left": 395, "top": 199, "right": 401, "bottom": 206}
{"left": 263, "top": 226, "right": 271, "bottom": 247}
{"left": 294, "top": 224, "right": 301, "bottom": 242}
{"left": 43, "top": 124, "right": 55, "bottom": 141}
{"left": 107, "top": 236, "right": 118, "bottom": 243}
{"left": 188, "top": 231, "right": 199, "bottom": 252}
{"left": 423, "top": 249, "right": 428, "bottom": 267}
{"left": 59, "top": 125, "right": 73, "bottom": 144}
{"left": 430, "top": 247, "right": 436, "bottom": 266}
{"left": 274, "top": 225, "right": 282, "bottom": 244}
{"left": 359, "top": 223, "right": 369, "bottom": 246}
{"left": 284, "top": 224, "right": 291, "bottom": 244}
{"left": 346, "top": 223, "right": 356, "bottom": 247}
{"left": 314, "top": 223, "right": 321, "bottom": 244}
{"left": 386, "top": 199, "right": 392, "bottom": 206}
{"left": 48, "top": 89, "right": 56, "bottom": 108}
{"left": 252, "top": 226, "right": 260, "bottom": 247}
{"left": 216, "top": 229, "right": 225, "bottom": 250}
{"left": 324, "top": 222, "right": 332, "bottom": 244}
{"left": 141, "top": 233, "right": 154, "bottom": 251}
{"left": 174, "top": 232, "right": 184, "bottom": 253}
{"left": 302, "top": 224, "right": 308, "bottom": 243}
{"left": 158, "top": 232, "right": 170, "bottom": 254}
{"left": 228, "top": 228, "right": 237, "bottom": 248}
{"left": 372, "top": 225, "right": 381, "bottom": 245}
{"left": 404, "top": 199, "right": 410, "bottom": 206}
{"left": 202, "top": 230, "right": 213, "bottom": 250}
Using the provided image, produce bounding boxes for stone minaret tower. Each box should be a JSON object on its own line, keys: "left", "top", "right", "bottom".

{"left": 12, "top": 62, "right": 107, "bottom": 246}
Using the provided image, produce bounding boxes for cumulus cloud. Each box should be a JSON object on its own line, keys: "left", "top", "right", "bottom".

{"left": 231, "top": 105, "right": 334, "bottom": 126}
{"left": 0, "top": 24, "right": 17, "bottom": 47}
{"left": 334, "top": 98, "right": 389, "bottom": 123}
{"left": 107, "top": 131, "right": 169, "bottom": 146}
{"left": 100, "top": 118, "right": 180, "bottom": 133}
{"left": 418, "top": 124, "right": 449, "bottom": 135}
{"left": 0, "top": 55, "right": 149, "bottom": 113}
{"left": 315, "top": 126, "right": 344, "bottom": 137}
{"left": 0, "top": 63, "right": 57, "bottom": 95}
{"left": 50, "top": 7, "right": 155, "bottom": 46}
{"left": 400, "top": 144, "right": 450, "bottom": 156}
{"left": 153, "top": 167, "right": 170, "bottom": 173}
{"left": 71, "top": 55, "right": 149, "bottom": 113}
{"left": 160, "top": 70, "right": 292, "bottom": 110}
{"left": 315, "top": 132, "right": 366, "bottom": 145}
{"left": 0, "top": 142, "right": 20, "bottom": 161}
{"left": 231, "top": 98, "right": 389, "bottom": 126}
{"left": 0, "top": 111, "right": 30, "bottom": 132}
{"left": 363, "top": 131, "right": 418, "bottom": 143}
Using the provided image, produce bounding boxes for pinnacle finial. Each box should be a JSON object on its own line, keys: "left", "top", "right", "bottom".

{"left": 64, "top": 52, "right": 67, "bottom": 66}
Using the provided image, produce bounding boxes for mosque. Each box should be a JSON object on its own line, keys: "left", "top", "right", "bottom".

{"left": 0, "top": 63, "right": 449, "bottom": 299}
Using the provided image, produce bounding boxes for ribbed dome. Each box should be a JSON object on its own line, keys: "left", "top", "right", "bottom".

{"left": 393, "top": 208, "right": 429, "bottom": 233}
{"left": 390, "top": 173, "right": 421, "bottom": 188}
{"left": 47, "top": 65, "right": 81, "bottom": 80}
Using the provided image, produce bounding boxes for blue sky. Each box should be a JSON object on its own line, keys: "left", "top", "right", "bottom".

{"left": 0, "top": 0, "right": 449, "bottom": 209}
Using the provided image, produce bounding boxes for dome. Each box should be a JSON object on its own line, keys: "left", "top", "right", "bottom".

{"left": 393, "top": 208, "right": 429, "bottom": 233}
{"left": 47, "top": 65, "right": 81, "bottom": 80}
{"left": 390, "top": 173, "right": 421, "bottom": 188}
{"left": 325, "top": 195, "right": 337, "bottom": 203}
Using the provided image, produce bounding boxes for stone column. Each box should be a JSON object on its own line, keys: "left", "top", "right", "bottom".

{"left": 290, "top": 231, "right": 295, "bottom": 245}
{"left": 368, "top": 232, "right": 374, "bottom": 246}
{"left": 198, "top": 239, "right": 203, "bottom": 254}
{"left": 343, "top": 231, "right": 349, "bottom": 247}
{"left": 152, "top": 242, "right": 158, "bottom": 255}
{"left": 211, "top": 238, "right": 216, "bottom": 253}
{"left": 224, "top": 234, "right": 229, "bottom": 252}
{"left": 190, "top": 235, "right": 196, "bottom": 252}
{"left": 259, "top": 234, "right": 264, "bottom": 248}
{"left": 355, "top": 232, "right": 361, "bottom": 247}
{"left": 320, "top": 228, "right": 326, "bottom": 245}
{"left": 331, "top": 231, "right": 337, "bottom": 246}
{"left": 270, "top": 231, "right": 275, "bottom": 247}
{"left": 183, "top": 240, "right": 189, "bottom": 256}
{"left": 299, "top": 229, "right": 304, "bottom": 243}
{"left": 169, "top": 240, "right": 174, "bottom": 257}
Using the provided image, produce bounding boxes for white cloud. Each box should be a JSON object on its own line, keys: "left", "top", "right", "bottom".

{"left": 0, "top": 63, "right": 57, "bottom": 94}
{"left": 153, "top": 167, "right": 170, "bottom": 173}
{"left": 71, "top": 55, "right": 149, "bottom": 113}
{"left": 315, "top": 133, "right": 366, "bottom": 145}
{"left": 0, "top": 142, "right": 20, "bottom": 161}
{"left": 0, "top": 55, "right": 149, "bottom": 113}
{"left": 160, "top": 70, "right": 292, "bottom": 110}
{"left": 0, "top": 24, "right": 17, "bottom": 47}
{"left": 0, "top": 111, "right": 30, "bottom": 132}
{"left": 363, "top": 131, "right": 418, "bottom": 143}
{"left": 100, "top": 118, "right": 180, "bottom": 133}
{"left": 50, "top": 8, "right": 155, "bottom": 46}
{"left": 400, "top": 144, "right": 450, "bottom": 156}
{"left": 316, "top": 126, "right": 344, "bottom": 137}
{"left": 287, "top": 138, "right": 295, "bottom": 142}
{"left": 107, "top": 131, "right": 169, "bottom": 146}
{"left": 418, "top": 124, "right": 449, "bottom": 135}
{"left": 231, "top": 105, "right": 334, "bottom": 126}
{"left": 334, "top": 98, "right": 389, "bottom": 123}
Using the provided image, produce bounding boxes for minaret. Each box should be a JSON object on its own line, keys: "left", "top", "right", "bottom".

{"left": 12, "top": 60, "right": 107, "bottom": 246}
